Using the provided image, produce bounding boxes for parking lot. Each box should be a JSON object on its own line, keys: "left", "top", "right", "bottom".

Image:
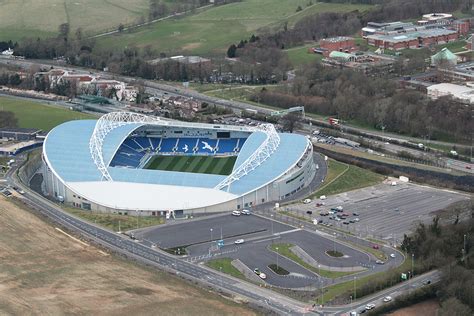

{"left": 134, "top": 213, "right": 397, "bottom": 289}
{"left": 292, "top": 182, "right": 470, "bottom": 242}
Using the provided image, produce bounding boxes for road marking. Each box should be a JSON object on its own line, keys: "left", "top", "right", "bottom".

{"left": 274, "top": 228, "right": 301, "bottom": 236}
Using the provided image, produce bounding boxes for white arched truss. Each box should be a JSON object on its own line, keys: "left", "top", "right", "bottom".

{"left": 89, "top": 112, "right": 280, "bottom": 185}
{"left": 214, "top": 123, "right": 280, "bottom": 191}
{"left": 89, "top": 112, "right": 159, "bottom": 181}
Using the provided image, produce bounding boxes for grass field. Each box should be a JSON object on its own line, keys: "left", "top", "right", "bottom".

{"left": 0, "top": 0, "right": 149, "bottom": 40}
{"left": 145, "top": 155, "right": 236, "bottom": 175}
{"left": 312, "top": 159, "right": 384, "bottom": 198}
{"left": 96, "top": 0, "right": 373, "bottom": 56}
{"left": 0, "top": 196, "right": 255, "bottom": 315}
{"left": 0, "top": 96, "right": 96, "bottom": 131}
{"left": 269, "top": 243, "right": 357, "bottom": 278}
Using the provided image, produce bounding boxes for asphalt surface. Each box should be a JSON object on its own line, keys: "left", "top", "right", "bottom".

{"left": 291, "top": 182, "right": 470, "bottom": 243}
{"left": 134, "top": 213, "right": 398, "bottom": 289}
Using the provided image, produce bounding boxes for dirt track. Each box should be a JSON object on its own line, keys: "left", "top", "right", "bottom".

{"left": 0, "top": 197, "right": 255, "bottom": 315}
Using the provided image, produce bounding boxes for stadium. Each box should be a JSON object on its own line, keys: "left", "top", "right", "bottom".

{"left": 42, "top": 112, "right": 316, "bottom": 216}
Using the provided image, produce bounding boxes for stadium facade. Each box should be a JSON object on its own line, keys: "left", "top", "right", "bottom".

{"left": 42, "top": 112, "right": 316, "bottom": 216}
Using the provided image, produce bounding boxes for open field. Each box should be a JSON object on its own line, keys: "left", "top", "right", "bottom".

{"left": 0, "top": 0, "right": 149, "bottom": 40}
{"left": 0, "top": 196, "right": 255, "bottom": 315}
{"left": 145, "top": 155, "right": 236, "bottom": 175}
{"left": 0, "top": 96, "right": 96, "bottom": 131}
{"left": 96, "top": 0, "right": 374, "bottom": 56}
{"left": 285, "top": 45, "right": 323, "bottom": 67}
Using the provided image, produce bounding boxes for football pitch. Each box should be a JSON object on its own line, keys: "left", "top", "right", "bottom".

{"left": 144, "top": 155, "right": 237, "bottom": 176}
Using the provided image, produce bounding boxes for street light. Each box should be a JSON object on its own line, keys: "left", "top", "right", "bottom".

{"left": 210, "top": 228, "right": 213, "bottom": 241}
{"left": 333, "top": 232, "right": 336, "bottom": 252}
{"left": 411, "top": 253, "right": 414, "bottom": 278}
{"left": 276, "top": 247, "right": 279, "bottom": 269}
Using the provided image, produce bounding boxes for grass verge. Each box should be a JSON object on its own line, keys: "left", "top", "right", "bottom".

{"left": 326, "top": 250, "right": 343, "bottom": 258}
{"left": 206, "top": 258, "right": 246, "bottom": 280}
{"left": 270, "top": 243, "right": 357, "bottom": 278}
{"left": 312, "top": 159, "right": 384, "bottom": 198}
{"left": 268, "top": 264, "right": 289, "bottom": 275}
{"left": 63, "top": 207, "right": 164, "bottom": 232}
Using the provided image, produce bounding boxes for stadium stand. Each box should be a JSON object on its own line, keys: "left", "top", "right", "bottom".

{"left": 110, "top": 136, "right": 247, "bottom": 168}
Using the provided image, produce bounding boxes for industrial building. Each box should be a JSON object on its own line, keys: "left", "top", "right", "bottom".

{"left": 427, "top": 83, "right": 474, "bottom": 104}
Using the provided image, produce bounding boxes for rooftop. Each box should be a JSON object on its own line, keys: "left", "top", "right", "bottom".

{"left": 367, "top": 28, "right": 457, "bottom": 43}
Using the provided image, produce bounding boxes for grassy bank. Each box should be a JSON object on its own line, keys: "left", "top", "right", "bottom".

{"left": 206, "top": 258, "right": 246, "bottom": 280}
{"left": 64, "top": 207, "right": 164, "bottom": 232}
{"left": 312, "top": 159, "right": 384, "bottom": 198}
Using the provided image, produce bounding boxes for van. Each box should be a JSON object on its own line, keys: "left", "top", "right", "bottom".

{"left": 232, "top": 210, "right": 241, "bottom": 216}
{"left": 241, "top": 209, "right": 251, "bottom": 215}
{"left": 320, "top": 195, "right": 326, "bottom": 200}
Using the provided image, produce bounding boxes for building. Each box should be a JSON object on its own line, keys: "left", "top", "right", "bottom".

{"left": 148, "top": 55, "right": 211, "bottom": 66}
{"left": 431, "top": 48, "right": 459, "bottom": 66}
{"left": 0, "top": 128, "right": 42, "bottom": 141}
{"left": 42, "top": 112, "right": 317, "bottom": 215}
{"left": 367, "top": 28, "right": 458, "bottom": 51}
{"left": 319, "top": 37, "right": 356, "bottom": 56}
{"left": 427, "top": 82, "right": 474, "bottom": 104}
{"left": 322, "top": 52, "right": 397, "bottom": 76}
{"left": 363, "top": 13, "right": 470, "bottom": 50}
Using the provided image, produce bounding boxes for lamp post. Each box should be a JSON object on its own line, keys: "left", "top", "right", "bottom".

{"left": 210, "top": 228, "right": 213, "bottom": 241}
{"left": 354, "top": 276, "right": 357, "bottom": 302}
{"left": 333, "top": 232, "right": 336, "bottom": 253}
{"left": 411, "top": 253, "right": 414, "bottom": 278}
{"left": 276, "top": 247, "right": 279, "bottom": 269}
{"left": 271, "top": 214, "right": 274, "bottom": 235}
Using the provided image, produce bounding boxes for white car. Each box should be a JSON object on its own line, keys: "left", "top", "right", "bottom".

{"left": 320, "top": 195, "right": 327, "bottom": 200}
{"left": 383, "top": 296, "right": 392, "bottom": 302}
{"left": 365, "top": 303, "right": 376, "bottom": 310}
{"left": 231, "top": 210, "right": 241, "bottom": 216}
{"left": 241, "top": 209, "right": 251, "bottom": 215}
{"left": 303, "top": 198, "right": 311, "bottom": 204}
{"left": 234, "top": 239, "right": 245, "bottom": 245}
{"left": 258, "top": 273, "right": 267, "bottom": 280}
{"left": 390, "top": 253, "right": 396, "bottom": 258}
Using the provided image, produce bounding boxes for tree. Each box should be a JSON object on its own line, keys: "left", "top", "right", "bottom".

{"left": 58, "top": 23, "right": 70, "bottom": 38}
{"left": 439, "top": 298, "right": 472, "bottom": 316}
{"left": 227, "top": 44, "right": 237, "bottom": 58}
{"left": 118, "top": 24, "right": 125, "bottom": 33}
{"left": 280, "top": 112, "right": 303, "bottom": 133}
{"left": 0, "top": 111, "right": 18, "bottom": 128}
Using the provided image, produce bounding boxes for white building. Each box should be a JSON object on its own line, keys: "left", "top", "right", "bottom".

{"left": 427, "top": 83, "right": 474, "bottom": 104}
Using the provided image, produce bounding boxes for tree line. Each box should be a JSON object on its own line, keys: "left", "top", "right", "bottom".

{"left": 251, "top": 63, "right": 472, "bottom": 142}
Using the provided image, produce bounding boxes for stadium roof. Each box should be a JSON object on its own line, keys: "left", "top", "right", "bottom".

{"left": 44, "top": 117, "right": 309, "bottom": 210}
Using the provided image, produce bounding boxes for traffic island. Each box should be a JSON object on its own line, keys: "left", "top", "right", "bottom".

{"left": 268, "top": 264, "right": 290, "bottom": 275}
{"left": 326, "top": 250, "right": 344, "bottom": 258}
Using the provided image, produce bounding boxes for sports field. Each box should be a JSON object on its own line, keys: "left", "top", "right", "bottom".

{"left": 96, "top": 0, "right": 373, "bottom": 56}
{"left": 0, "top": 96, "right": 96, "bottom": 131}
{"left": 145, "top": 155, "right": 236, "bottom": 175}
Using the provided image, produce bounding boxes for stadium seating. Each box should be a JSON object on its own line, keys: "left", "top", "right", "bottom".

{"left": 110, "top": 136, "right": 247, "bottom": 168}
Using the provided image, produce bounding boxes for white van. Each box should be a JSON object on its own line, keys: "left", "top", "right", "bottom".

{"left": 241, "top": 209, "right": 251, "bottom": 215}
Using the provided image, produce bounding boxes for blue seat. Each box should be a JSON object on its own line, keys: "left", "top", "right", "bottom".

{"left": 176, "top": 138, "right": 198, "bottom": 154}
{"left": 159, "top": 138, "right": 178, "bottom": 153}
{"left": 216, "top": 138, "right": 238, "bottom": 154}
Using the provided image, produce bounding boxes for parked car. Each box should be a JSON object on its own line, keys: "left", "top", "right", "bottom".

{"left": 303, "top": 198, "right": 312, "bottom": 204}
{"left": 341, "top": 213, "right": 349, "bottom": 217}
{"left": 354, "top": 218, "right": 360, "bottom": 222}
{"left": 376, "top": 260, "right": 385, "bottom": 265}
{"left": 343, "top": 221, "right": 350, "bottom": 225}
{"left": 316, "top": 202, "right": 325, "bottom": 207}
{"left": 234, "top": 239, "right": 245, "bottom": 245}
{"left": 349, "top": 219, "right": 355, "bottom": 223}
{"left": 335, "top": 217, "right": 341, "bottom": 222}
{"left": 259, "top": 273, "right": 267, "bottom": 279}
{"left": 241, "top": 209, "right": 251, "bottom": 215}
{"left": 320, "top": 211, "right": 329, "bottom": 216}
{"left": 372, "top": 244, "right": 379, "bottom": 249}
{"left": 422, "top": 279, "right": 431, "bottom": 285}
{"left": 390, "top": 253, "right": 396, "bottom": 258}
{"left": 306, "top": 210, "right": 313, "bottom": 215}
{"left": 383, "top": 296, "right": 392, "bottom": 302}
{"left": 232, "top": 210, "right": 241, "bottom": 216}
{"left": 253, "top": 268, "right": 261, "bottom": 275}
{"left": 352, "top": 212, "right": 359, "bottom": 216}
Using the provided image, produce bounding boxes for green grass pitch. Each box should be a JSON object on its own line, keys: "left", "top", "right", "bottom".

{"left": 144, "top": 155, "right": 237, "bottom": 176}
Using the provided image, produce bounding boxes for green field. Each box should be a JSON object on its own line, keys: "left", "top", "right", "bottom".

{"left": 312, "top": 159, "right": 384, "bottom": 198}
{"left": 285, "top": 45, "right": 324, "bottom": 67}
{"left": 145, "top": 155, "right": 236, "bottom": 175}
{"left": 0, "top": 96, "right": 96, "bottom": 131}
{"left": 0, "top": 0, "right": 148, "bottom": 40}
{"left": 206, "top": 258, "right": 246, "bottom": 280}
{"left": 96, "top": 0, "right": 373, "bottom": 56}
